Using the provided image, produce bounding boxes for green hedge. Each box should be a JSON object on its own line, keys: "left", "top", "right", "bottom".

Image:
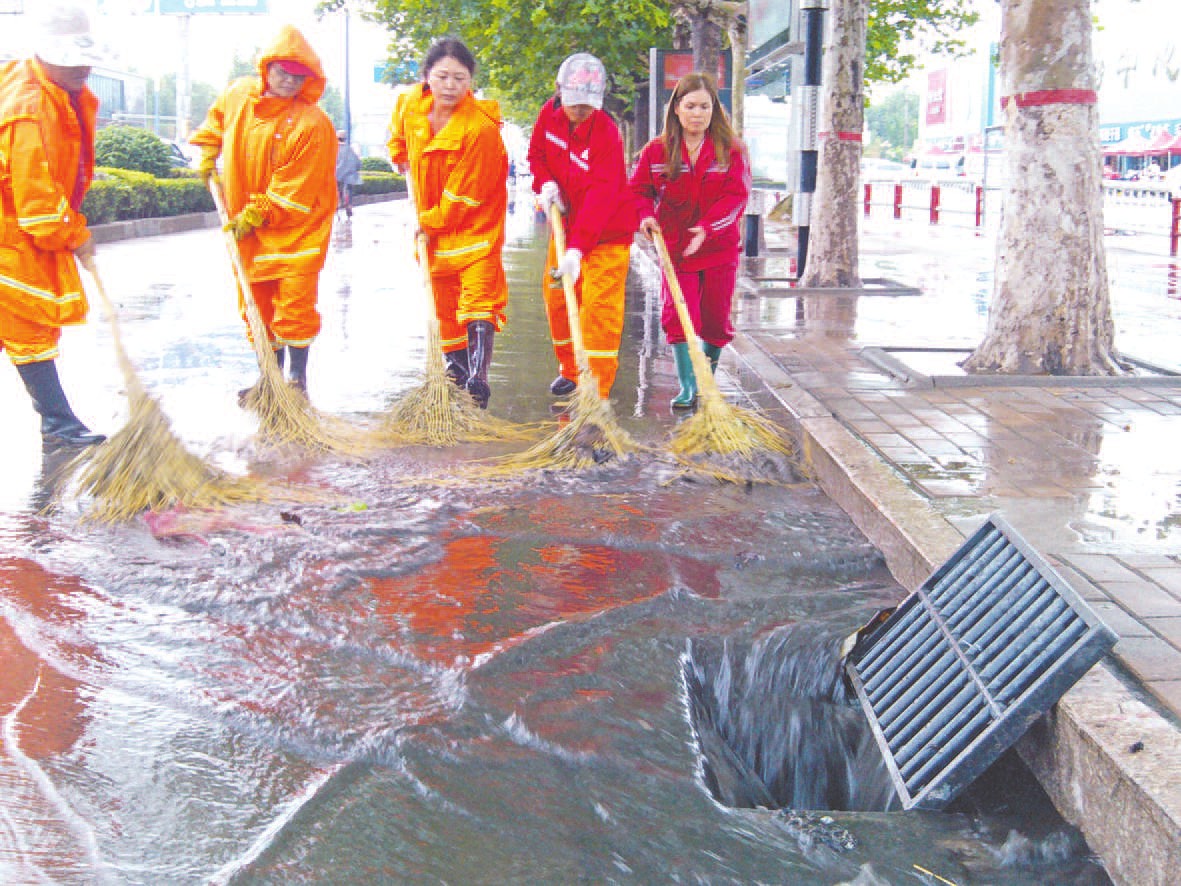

{"left": 360, "top": 156, "right": 394, "bottom": 173}
{"left": 83, "top": 168, "right": 214, "bottom": 224}
{"left": 355, "top": 172, "right": 406, "bottom": 196}
{"left": 81, "top": 168, "right": 403, "bottom": 225}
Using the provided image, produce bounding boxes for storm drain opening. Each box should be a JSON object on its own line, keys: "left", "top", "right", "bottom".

{"left": 682, "top": 513, "right": 1116, "bottom": 818}
{"left": 845, "top": 513, "right": 1117, "bottom": 811}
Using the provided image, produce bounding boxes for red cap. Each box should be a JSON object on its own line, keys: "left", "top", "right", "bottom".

{"left": 275, "top": 59, "right": 314, "bottom": 78}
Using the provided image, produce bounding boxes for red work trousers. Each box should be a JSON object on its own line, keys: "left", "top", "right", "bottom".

{"left": 661, "top": 260, "right": 737, "bottom": 347}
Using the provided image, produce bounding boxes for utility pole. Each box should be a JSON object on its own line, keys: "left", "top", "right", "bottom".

{"left": 343, "top": 5, "right": 352, "bottom": 141}
{"left": 795, "top": 0, "right": 826, "bottom": 277}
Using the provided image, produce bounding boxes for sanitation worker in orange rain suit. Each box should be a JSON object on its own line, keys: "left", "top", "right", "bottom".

{"left": 191, "top": 26, "right": 337, "bottom": 400}
{"left": 0, "top": 3, "right": 108, "bottom": 447}
{"left": 387, "top": 38, "right": 509, "bottom": 409}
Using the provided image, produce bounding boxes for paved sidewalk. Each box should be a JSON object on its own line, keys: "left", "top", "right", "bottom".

{"left": 728, "top": 214, "right": 1181, "bottom": 884}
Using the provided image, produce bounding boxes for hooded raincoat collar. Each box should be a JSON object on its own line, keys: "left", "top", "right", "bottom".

{"left": 257, "top": 25, "right": 326, "bottom": 104}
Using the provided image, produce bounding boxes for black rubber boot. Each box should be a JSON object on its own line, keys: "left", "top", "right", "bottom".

{"left": 16, "top": 360, "right": 105, "bottom": 446}
{"left": 549, "top": 375, "right": 576, "bottom": 396}
{"left": 287, "top": 345, "right": 309, "bottom": 395}
{"left": 465, "top": 320, "right": 495, "bottom": 409}
{"left": 238, "top": 348, "right": 283, "bottom": 407}
{"left": 444, "top": 348, "right": 470, "bottom": 387}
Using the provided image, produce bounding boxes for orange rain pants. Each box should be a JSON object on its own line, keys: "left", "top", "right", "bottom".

{"left": 430, "top": 256, "right": 508, "bottom": 355}
{"left": 543, "top": 238, "right": 630, "bottom": 400}
{"left": 237, "top": 274, "right": 321, "bottom": 348}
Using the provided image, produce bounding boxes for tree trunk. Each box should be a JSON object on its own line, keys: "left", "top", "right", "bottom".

{"left": 962, "top": 0, "right": 1119, "bottom": 376}
{"left": 798, "top": 0, "right": 865, "bottom": 288}
{"left": 727, "top": 15, "right": 747, "bottom": 137}
{"left": 692, "top": 15, "right": 724, "bottom": 75}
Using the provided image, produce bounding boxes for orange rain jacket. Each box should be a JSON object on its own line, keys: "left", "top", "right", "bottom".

{"left": 191, "top": 27, "right": 337, "bottom": 285}
{"left": 387, "top": 83, "right": 509, "bottom": 276}
{"left": 0, "top": 58, "right": 96, "bottom": 360}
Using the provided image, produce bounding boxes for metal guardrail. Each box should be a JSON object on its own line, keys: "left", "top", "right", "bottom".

{"left": 861, "top": 178, "right": 1181, "bottom": 252}
{"left": 845, "top": 514, "right": 1117, "bottom": 811}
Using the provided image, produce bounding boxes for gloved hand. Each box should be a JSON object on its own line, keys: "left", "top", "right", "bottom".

{"left": 224, "top": 204, "right": 266, "bottom": 240}
{"left": 197, "top": 147, "right": 219, "bottom": 184}
{"left": 539, "top": 181, "right": 566, "bottom": 214}
{"left": 73, "top": 234, "right": 96, "bottom": 264}
{"left": 554, "top": 247, "right": 582, "bottom": 284}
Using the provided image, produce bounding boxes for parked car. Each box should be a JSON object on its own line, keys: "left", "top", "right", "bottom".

{"left": 168, "top": 142, "right": 195, "bottom": 170}
{"left": 860, "top": 158, "right": 908, "bottom": 179}
{"left": 907, "top": 155, "right": 960, "bottom": 181}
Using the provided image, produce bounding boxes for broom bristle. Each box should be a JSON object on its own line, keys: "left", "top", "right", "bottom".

{"left": 71, "top": 387, "right": 264, "bottom": 523}
{"left": 476, "top": 374, "right": 640, "bottom": 474}
{"left": 238, "top": 355, "right": 372, "bottom": 455}
{"left": 376, "top": 353, "right": 538, "bottom": 447}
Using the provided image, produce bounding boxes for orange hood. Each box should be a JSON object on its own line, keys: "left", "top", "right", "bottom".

{"left": 257, "top": 25, "right": 326, "bottom": 103}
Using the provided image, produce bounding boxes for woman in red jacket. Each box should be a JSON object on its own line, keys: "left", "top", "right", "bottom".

{"left": 527, "top": 53, "right": 638, "bottom": 401}
{"left": 630, "top": 72, "right": 751, "bottom": 409}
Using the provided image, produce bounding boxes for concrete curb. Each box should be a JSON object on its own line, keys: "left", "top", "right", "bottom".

{"left": 729, "top": 329, "right": 1181, "bottom": 886}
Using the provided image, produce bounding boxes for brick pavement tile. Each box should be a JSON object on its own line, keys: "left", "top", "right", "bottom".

{"left": 1091, "top": 601, "right": 1154, "bottom": 638}
{"left": 917, "top": 480, "right": 981, "bottom": 497}
{"left": 1120, "top": 554, "right": 1180, "bottom": 569}
{"left": 1140, "top": 568, "right": 1181, "bottom": 597}
{"left": 1147, "top": 617, "right": 1181, "bottom": 647}
{"left": 1113, "top": 636, "right": 1181, "bottom": 681}
{"left": 1049, "top": 561, "right": 1108, "bottom": 600}
{"left": 1063, "top": 553, "right": 1143, "bottom": 583}
{"left": 1104, "top": 581, "right": 1181, "bottom": 618}
{"left": 1146, "top": 680, "right": 1181, "bottom": 717}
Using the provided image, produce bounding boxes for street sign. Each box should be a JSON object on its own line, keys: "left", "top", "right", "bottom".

{"left": 375, "top": 60, "right": 418, "bottom": 84}
{"left": 158, "top": 0, "right": 268, "bottom": 13}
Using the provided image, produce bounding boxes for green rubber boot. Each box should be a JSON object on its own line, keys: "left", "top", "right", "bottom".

{"left": 702, "top": 342, "right": 722, "bottom": 374}
{"left": 671, "top": 342, "right": 697, "bottom": 410}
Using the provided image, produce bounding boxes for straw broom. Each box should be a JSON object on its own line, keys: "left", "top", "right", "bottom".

{"left": 481, "top": 205, "right": 638, "bottom": 471}
{"left": 375, "top": 219, "right": 533, "bottom": 446}
{"left": 67, "top": 255, "right": 263, "bottom": 523}
{"left": 208, "top": 178, "right": 368, "bottom": 455}
{"left": 651, "top": 226, "right": 793, "bottom": 465}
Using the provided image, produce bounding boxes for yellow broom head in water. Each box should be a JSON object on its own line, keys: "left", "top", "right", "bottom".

{"left": 479, "top": 370, "right": 640, "bottom": 473}
{"left": 68, "top": 258, "right": 265, "bottom": 523}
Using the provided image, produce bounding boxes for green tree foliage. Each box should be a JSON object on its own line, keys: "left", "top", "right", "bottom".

{"left": 865, "top": 88, "right": 919, "bottom": 158}
{"left": 318, "top": 0, "right": 670, "bottom": 121}
{"left": 95, "top": 125, "right": 175, "bottom": 178}
{"left": 866, "top": 0, "right": 978, "bottom": 84}
{"left": 145, "top": 74, "right": 218, "bottom": 130}
{"left": 320, "top": 84, "right": 346, "bottom": 129}
{"left": 318, "top": 0, "right": 974, "bottom": 118}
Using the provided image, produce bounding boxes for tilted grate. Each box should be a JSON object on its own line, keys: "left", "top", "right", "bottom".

{"left": 845, "top": 514, "right": 1117, "bottom": 810}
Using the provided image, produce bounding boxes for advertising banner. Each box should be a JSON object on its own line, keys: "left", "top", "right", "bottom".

{"left": 925, "top": 69, "right": 947, "bottom": 125}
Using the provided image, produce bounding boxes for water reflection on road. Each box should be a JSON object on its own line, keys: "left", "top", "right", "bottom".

{"left": 0, "top": 197, "right": 1108, "bottom": 883}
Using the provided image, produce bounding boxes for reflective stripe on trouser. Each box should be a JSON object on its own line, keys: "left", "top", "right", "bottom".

{"left": 660, "top": 261, "right": 737, "bottom": 347}
{"left": 543, "top": 239, "right": 630, "bottom": 399}
{"left": 431, "top": 254, "right": 509, "bottom": 353}
{"left": 0, "top": 309, "right": 64, "bottom": 364}
{"left": 238, "top": 273, "right": 322, "bottom": 347}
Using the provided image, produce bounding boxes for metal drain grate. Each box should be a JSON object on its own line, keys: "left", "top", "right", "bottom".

{"left": 845, "top": 514, "right": 1117, "bottom": 810}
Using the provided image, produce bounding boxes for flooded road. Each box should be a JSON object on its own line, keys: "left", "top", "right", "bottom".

{"left": 1, "top": 195, "right": 1109, "bottom": 883}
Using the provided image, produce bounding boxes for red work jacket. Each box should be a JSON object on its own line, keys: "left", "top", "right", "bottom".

{"left": 527, "top": 98, "right": 638, "bottom": 255}
{"left": 630, "top": 137, "right": 751, "bottom": 272}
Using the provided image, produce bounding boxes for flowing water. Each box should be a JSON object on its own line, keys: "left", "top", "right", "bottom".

{"left": 0, "top": 195, "right": 1110, "bottom": 883}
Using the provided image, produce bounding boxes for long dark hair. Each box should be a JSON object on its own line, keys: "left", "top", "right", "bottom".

{"left": 661, "top": 72, "right": 736, "bottom": 180}
{"left": 422, "top": 37, "right": 477, "bottom": 81}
